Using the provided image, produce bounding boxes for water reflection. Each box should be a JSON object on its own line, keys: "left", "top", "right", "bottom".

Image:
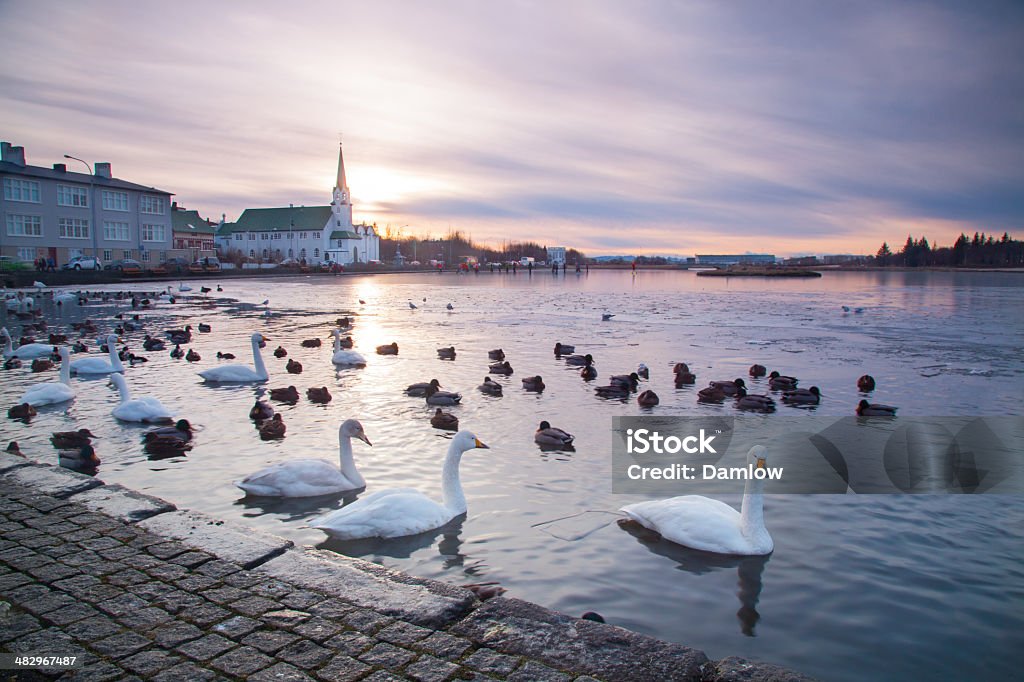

{"left": 618, "top": 521, "right": 769, "bottom": 636}
{"left": 317, "top": 515, "right": 467, "bottom": 562}
{"left": 235, "top": 490, "right": 362, "bottom": 524}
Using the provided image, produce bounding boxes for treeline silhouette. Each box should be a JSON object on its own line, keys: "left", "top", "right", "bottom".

{"left": 379, "top": 228, "right": 586, "bottom": 264}
{"left": 875, "top": 232, "right": 1023, "bottom": 267}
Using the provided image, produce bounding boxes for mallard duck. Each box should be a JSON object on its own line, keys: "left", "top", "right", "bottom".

{"left": 338, "top": 336, "right": 354, "bottom": 349}
{"left": 30, "top": 357, "right": 53, "bottom": 373}
{"left": 51, "top": 429, "right": 96, "bottom": 449}
{"left": 217, "top": 351, "right": 236, "bottom": 360}
{"left": 430, "top": 408, "right": 459, "bottom": 431}
{"left": 610, "top": 372, "right": 640, "bottom": 390}
{"left": 857, "top": 375, "right": 876, "bottom": 392}
{"left": 58, "top": 443, "right": 100, "bottom": 466}
{"left": 553, "top": 342, "right": 575, "bottom": 356}
{"left": 286, "top": 358, "right": 303, "bottom": 374}
{"left": 259, "top": 414, "right": 286, "bottom": 439}
{"left": 170, "top": 344, "right": 185, "bottom": 359}
{"left": 602, "top": 313, "right": 615, "bottom": 321}
{"left": 336, "top": 316, "right": 352, "bottom": 328}
{"left": 273, "top": 346, "right": 288, "bottom": 358}
{"left": 197, "top": 323, "right": 212, "bottom": 333}
{"left": 4, "top": 357, "right": 23, "bottom": 369}
{"left": 488, "top": 361, "right": 513, "bottom": 375}
{"left": 143, "top": 419, "right": 194, "bottom": 442}
{"left": 301, "top": 338, "right": 322, "bottom": 348}
{"left": 307, "top": 386, "right": 332, "bottom": 404}
{"left": 144, "top": 436, "right": 192, "bottom": 457}
{"left": 736, "top": 393, "right": 776, "bottom": 412}
{"left": 479, "top": 377, "right": 503, "bottom": 396}
{"left": 7, "top": 403, "right": 36, "bottom": 420}
{"left": 250, "top": 400, "right": 275, "bottom": 421}
{"left": 167, "top": 325, "right": 192, "bottom": 344}
{"left": 637, "top": 390, "right": 659, "bottom": 407}
{"left": 376, "top": 342, "right": 399, "bottom": 355}
{"left": 580, "top": 364, "right": 597, "bottom": 380}
{"left": 782, "top": 386, "right": 821, "bottom": 404}
{"left": 698, "top": 385, "right": 727, "bottom": 403}
{"left": 437, "top": 346, "right": 456, "bottom": 360}
{"left": 709, "top": 379, "right": 746, "bottom": 396}
{"left": 487, "top": 349, "right": 505, "bottom": 361}
{"left": 564, "top": 353, "right": 593, "bottom": 367}
{"left": 71, "top": 341, "right": 88, "bottom": 353}
{"left": 269, "top": 385, "right": 300, "bottom": 403}
{"left": 637, "top": 363, "right": 650, "bottom": 380}
{"left": 143, "top": 335, "right": 166, "bottom": 351}
{"left": 425, "top": 384, "right": 462, "bottom": 405}
{"left": 185, "top": 349, "right": 201, "bottom": 362}
{"left": 522, "top": 376, "right": 545, "bottom": 392}
{"left": 406, "top": 379, "right": 442, "bottom": 397}
{"left": 856, "top": 400, "right": 897, "bottom": 416}
{"left": 535, "top": 421, "right": 574, "bottom": 448}
{"left": 128, "top": 353, "right": 148, "bottom": 366}
{"left": 749, "top": 364, "right": 767, "bottom": 377}
{"left": 768, "top": 371, "right": 798, "bottom": 391}
{"left": 674, "top": 363, "right": 696, "bottom": 385}
{"left": 595, "top": 384, "right": 630, "bottom": 398}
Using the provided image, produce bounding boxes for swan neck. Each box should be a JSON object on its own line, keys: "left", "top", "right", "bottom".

{"left": 113, "top": 376, "right": 130, "bottom": 403}
{"left": 338, "top": 434, "right": 365, "bottom": 488}
{"left": 332, "top": 332, "right": 341, "bottom": 352}
{"left": 251, "top": 337, "right": 268, "bottom": 378}
{"left": 740, "top": 475, "right": 766, "bottom": 536}
{"left": 59, "top": 350, "right": 71, "bottom": 385}
{"left": 109, "top": 342, "right": 124, "bottom": 372}
{"left": 441, "top": 444, "right": 467, "bottom": 514}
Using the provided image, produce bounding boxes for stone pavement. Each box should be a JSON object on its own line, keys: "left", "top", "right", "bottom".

{"left": 0, "top": 451, "right": 815, "bottom": 681}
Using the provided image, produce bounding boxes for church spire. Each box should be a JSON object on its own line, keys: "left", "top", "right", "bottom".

{"left": 335, "top": 142, "right": 349, "bottom": 205}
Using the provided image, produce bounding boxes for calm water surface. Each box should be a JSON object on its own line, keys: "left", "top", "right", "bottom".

{"left": 2, "top": 270, "right": 1023, "bottom": 682}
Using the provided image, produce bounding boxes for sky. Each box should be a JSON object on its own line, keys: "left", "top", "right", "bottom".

{"left": 1, "top": 1, "right": 1022, "bottom": 257}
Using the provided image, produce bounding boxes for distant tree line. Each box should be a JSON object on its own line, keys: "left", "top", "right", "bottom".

{"left": 875, "top": 232, "right": 1023, "bottom": 267}
{"left": 594, "top": 255, "right": 674, "bottom": 265}
{"left": 379, "top": 227, "right": 586, "bottom": 264}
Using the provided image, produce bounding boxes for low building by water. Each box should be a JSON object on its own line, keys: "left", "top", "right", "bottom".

{"left": 695, "top": 253, "right": 776, "bottom": 266}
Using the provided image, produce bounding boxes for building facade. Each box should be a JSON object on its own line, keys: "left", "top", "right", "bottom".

{"left": 547, "top": 246, "right": 567, "bottom": 265}
{"left": 1, "top": 141, "right": 173, "bottom": 267}
{"left": 170, "top": 204, "right": 216, "bottom": 261}
{"left": 695, "top": 254, "right": 776, "bottom": 266}
{"left": 216, "top": 144, "right": 379, "bottom": 266}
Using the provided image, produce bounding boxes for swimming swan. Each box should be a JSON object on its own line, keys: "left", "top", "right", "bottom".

{"left": 619, "top": 445, "right": 774, "bottom": 555}
{"left": 19, "top": 347, "right": 75, "bottom": 406}
{"left": 109, "top": 373, "right": 174, "bottom": 423}
{"left": 1, "top": 328, "right": 57, "bottom": 360}
{"left": 70, "top": 335, "right": 124, "bottom": 375}
{"left": 309, "top": 430, "right": 489, "bottom": 539}
{"left": 235, "top": 419, "right": 371, "bottom": 497}
{"left": 330, "top": 329, "right": 367, "bottom": 367}
{"left": 198, "top": 333, "right": 269, "bottom": 382}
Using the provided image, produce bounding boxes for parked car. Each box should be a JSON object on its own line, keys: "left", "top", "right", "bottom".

{"left": 151, "top": 257, "right": 191, "bottom": 274}
{"left": 62, "top": 255, "right": 102, "bottom": 271}
{"left": 104, "top": 258, "right": 143, "bottom": 274}
{"left": 188, "top": 256, "right": 222, "bottom": 273}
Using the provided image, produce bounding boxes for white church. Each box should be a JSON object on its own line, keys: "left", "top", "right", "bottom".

{"left": 216, "top": 144, "right": 380, "bottom": 265}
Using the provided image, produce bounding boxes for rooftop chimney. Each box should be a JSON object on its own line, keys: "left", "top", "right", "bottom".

{"left": 94, "top": 162, "right": 112, "bottom": 179}
{"left": 1, "top": 142, "right": 26, "bottom": 167}
{"left": 52, "top": 163, "right": 67, "bottom": 173}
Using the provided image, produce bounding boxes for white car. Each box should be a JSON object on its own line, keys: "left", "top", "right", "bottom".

{"left": 62, "top": 256, "right": 102, "bottom": 271}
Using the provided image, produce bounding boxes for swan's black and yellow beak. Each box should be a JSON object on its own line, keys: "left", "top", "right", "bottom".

{"left": 475, "top": 438, "right": 490, "bottom": 449}
{"left": 756, "top": 457, "right": 766, "bottom": 469}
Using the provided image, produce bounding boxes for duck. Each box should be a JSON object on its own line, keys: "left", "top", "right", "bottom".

{"left": 619, "top": 446, "right": 774, "bottom": 555}
{"left": 580, "top": 363, "right": 597, "bottom": 380}
{"left": 286, "top": 358, "right": 303, "bottom": 374}
{"left": 564, "top": 353, "right": 593, "bottom": 367}
{"left": 58, "top": 444, "right": 101, "bottom": 467}
{"left": 109, "top": 374, "right": 174, "bottom": 423}
{"left": 464, "top": 582, "right": 507, "bottom": 601}
{"left": 269, "top": 385, "right": 300, "bottom": 403}
{"left": 487, "top": 349, "right": 505, "bottom": 361}
{"left": 127, "top": 353, "right": 148, "bottom": 366}
{"left": 330, "top": 330, "right": 367, "bottom": 367}
{"left": 609, "top": 372, "right": 640, "bottom": 390}
{"left": 200, "top": 286, "right": 212, "bottom": 295}
{"left": 736, "top": 393, "right": 776, "bottom": 412}
{"left": 673, "top": 363, "right": 696, "bottom": 386}
{"left": 19, "top": 347, "right": 75, "bottom": 406}
{"left": 7, "top": 403, "right": 37, "bottom": 420}
{"left": 522, "top": 376, "right": 545, "bottom": 392}
{"left": 553, "top": 342, "right": 575, "bottom": 356}
{"left": 6, "top": 442, "right": 24, "bottom": 458}
{"left": 749, "top": 364, "right": 767, "bottom": 378}
{"left": 71, "top": 335, "right": 125, "bottom": 375}
{"left": 709, "top": 379, "right": 746, "bottom": 396}
{"left": 273, "top": 346, "right": 288, "bottom": 358}
{"left": 237, "top": 419, "right": 370, "bottom": 497}
{"left": 4, "top": 357, "right": 23, "bottom": 370}
{"left": 437, "top": 346, "right": 456, "bottom": 360}
{"left": 430, "top": 408, "right": 459, "bottom": 431}
{"left": 781, "top": 387, "right": 821, "bottom": 405}
{"left": 406, "top": 379, "right": 442, "bottom": 397}
{"left": 637, "top": 390, "right": 659, "bottom": 407}
{"left": 697, "top": 385, "right": 727, "bottom": 403}
{"left": 376, "top": 342, "right": 399, "bottom": 355}
{"left": 185, "top": 349, "right": 200, "bottom": 365}
{"left": 857, "top": 375, "right": 876, "bottom": 392}
{"left": 535, "top": 421, "right": 574, "bottom": 448}
{"left": 143, "top": 420, "right": 194, "bottom": 442}
{"left": 488, "top": 361, "right": 513, "bottom": 375}
{"left": 337, "top": 335, "right": 354, "bottom": 349}
{"left": 637, "top": 363, "right": 650, "bottom": 380}
{"left": 425, "top": 384, "right": 462, "bottom": 405}
{"left": 309, "top": 430, "right": 489, "bottom": 539}
{"left": 143, "top": 335, "right": 166, "bottom": 351}
{"left": 250, "top": 400, "right": 275, "bottom": 421}
{"left": 50, "top": 429, "right": 96, "bottom": 449}
{"left": 767, "top": 371, "right": 798, "bottom": 391}
{"left": 169, "top": 344, "right": 184, "bottom": 359}
{"left": 216, "top": 352, "right": 236, "bottom": 360}
{"left": 307, "top": 386, "right": 332, "bottom": 404}
{"left": 446, "top": 302, "right": 454, "bottom": 311}
{"left": 478, "top": 377, "right": 503, "bottom": 396}
{"left": 595, "top": 384, "right": 631, "bottom": 398}
{"left": 30, "top": 357, "right": 53, "bottom": 373}
{"left": 300, "top": 338, "right": 322, "bottom": 348}
{"left": 166, "top": 325, "right": 192, "bottom": 344}
{"left": 408, "top": 301, "right": 418, "bottom": 309}
{"left": 258, "top": 414, "right": 287, "bottom": 440}
{"left": 197, "top": 323, "right": 212, "bottom": 333}
{"left": 602, "top": 313, "right": 615, "bottom": 321}
{"left": 336, "top": 316, "right": 353, "bottom": 328}
{"left": 199, "top": 333, "right": 270, "bottom": 383}
{"left": 856, "top": 400, "right": 897, "bottom": 417}
{"left": 144, "top": 435, "right": 192, "bottom": 457}
{"left": 1, "top": 328, "right": 57, "bottom": 359}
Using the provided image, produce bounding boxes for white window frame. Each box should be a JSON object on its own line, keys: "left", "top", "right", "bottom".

{"left": 139, "top": 195, "right": 165, "bottom": 215}
{"left": 234, "top": 233, "right": 243, "bottom": 241}
{"left": 249, "top": 249, "right": 255, "bottom": 258}
{"left": 3, "top": 178, "right": 41, "bottom": 203}
{"left": 58, "top": 217, "right": 90, "bottom": 239}
{"left": 141, "top": 250, "right": 151, "bottom": 262}
{"left": 260, "top": 233, "right": 269, "bottom": 240}
{"left": 141, "top": 223, "right": 166, "bottom": 242}
{"left": 102, "top": 190, "right": 129, "bottom": 211}
{"left": 103, "top": 249, "right": 112, "bottom": 261}
{"left": 299, "top": 231, "right": 307, "bottom": 239}
{"left": 56, "top": 184, "right": 89, "bottom": 208}
{"left": 103, "top": 221, "right": 130, "bottom": 241}
{"left": 17, "top": 247, "right": 36, "bottom": 262}
{"left": 6, "top": 214, "right": 42, "bottom": 237}
{"left": 272, "top": 232, "right": 282, "bottom": 240}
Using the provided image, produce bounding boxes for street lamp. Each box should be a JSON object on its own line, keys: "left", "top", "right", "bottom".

{"left": 64, "top": 154, "right": 99, "bottom": 261}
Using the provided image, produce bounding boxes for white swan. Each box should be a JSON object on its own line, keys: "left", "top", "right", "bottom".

{"left": 235, "top": 419, "right": 372, "bottom": 497}
{"left": 620, "top": 445, "right": 774, "bottom": 555}
{"left": 1, "top": 328, "right": 56, "bottom": 359}
{"left": 19, "top": 347, "right": 75, "bottom": 406}
{"left": 70, "top": 335, "right": 125, "bottom": 374}
{"left": 310, "top": 430, "right": 489, "bottom": 539}
{"left": 178, "top": 282, "right": 192, "bottom": 292}
{"left": 109, "top": 373, "right": 174, "bottom": 423}
{"left": 198, "top": 333, "right": 269, "bottom": 382}
{"left": 330, "top": 329, "right": 366, "bottom": 367}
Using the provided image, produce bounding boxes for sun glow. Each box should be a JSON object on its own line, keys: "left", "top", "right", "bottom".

{"left": 349, "top": 166, "right": 450, "bottom": 210}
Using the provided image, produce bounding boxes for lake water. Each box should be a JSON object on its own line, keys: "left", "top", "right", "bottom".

{"left": 2, "top": 269, "right": 1023, "bottom": 681}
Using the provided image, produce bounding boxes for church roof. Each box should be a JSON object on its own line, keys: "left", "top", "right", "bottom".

{"left": 330, "top": 230, "right": 363, "bottom": 239}
{"left": 220, "top": 206, "right": 333, "bottom": 233}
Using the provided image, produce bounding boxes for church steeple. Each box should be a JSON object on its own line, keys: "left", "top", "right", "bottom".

{"left": 334, "top": 142, "right": 349, "bottom": 205}
{"left": 331, "top": 142, "right": 353, "bottom": 227}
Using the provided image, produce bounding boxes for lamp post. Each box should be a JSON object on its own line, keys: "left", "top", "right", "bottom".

{"left": 63, "top": 154, "right": 99, "bottom": 262}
